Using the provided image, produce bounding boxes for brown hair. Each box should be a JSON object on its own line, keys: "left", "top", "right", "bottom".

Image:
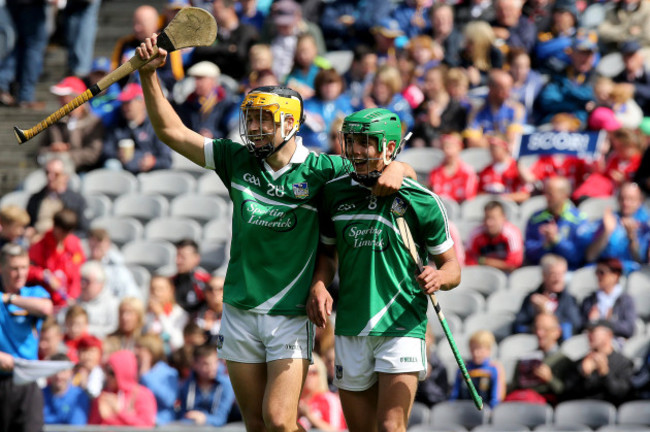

{"left": 0, "top": 205, "right": 30, "bottom": 226}
{"left": 136, "top": 334, "right": 166, "bottom": 364}
{"left": 65, "top": 305, "right": 89, "bottom": 323}
{"left": 314, "top": 68, "right": 344, "bottom": 100}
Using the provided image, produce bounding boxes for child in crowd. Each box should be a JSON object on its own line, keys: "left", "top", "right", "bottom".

{"left": 38, "top": 316, "right": 67, "bottom": 360}
{"left": 170, "top": 322, "right": 208, "bottom": 380}
{"left": 0, "top": 205, "right": 30, "bottom": 248}
{"left": 42, "top": 353, "right": 90, "bottom": 425}
{"left": 63, "top": 305, "right": 89, "bottom": 362}
{"left": 144, "top": 275, "right": 188, "bottom": 352}
{"left": 177, "top": 344, "right": 236, "bottom": 427}
{"left": 450, "top": 330, "right": 504, "bottom": 409}
{"left": 72, "top": 334, "right": 105, "bottom": 398}
{"left": 285, "top": 34, "right": 321, "bottom": 100}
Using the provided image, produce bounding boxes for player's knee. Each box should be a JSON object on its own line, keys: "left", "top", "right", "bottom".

{"left": 379, "top": 417, "right": 407, "bottom": 432}
{"left": 263, "top": 411, "right": 296, "bottom": 432}
{"left": 243, "top": 417, "right": 266, "bottom": 432}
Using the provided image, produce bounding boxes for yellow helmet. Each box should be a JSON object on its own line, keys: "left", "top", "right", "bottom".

{"left": 239, "top": 86, "right": 304, "bottom": 159}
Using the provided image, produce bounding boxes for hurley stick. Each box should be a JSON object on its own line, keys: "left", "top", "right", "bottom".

{"left": 14, "top": 6, "right": 217, "bottom": 144}
{"left": 395, "top": 216, "right": 484, "bottom": 411}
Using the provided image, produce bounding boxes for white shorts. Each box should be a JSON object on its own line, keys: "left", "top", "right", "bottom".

{"left": 217, "top": 303, "right": 315, "bottom": 363}
{"left": 333, "top": 335, "right": 427, "bottom": 391}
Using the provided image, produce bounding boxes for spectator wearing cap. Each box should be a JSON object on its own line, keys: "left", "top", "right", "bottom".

{"left": 59, "top": 0, "right": 102, "bottom": 77}
{"left": 370, "top": 18, "right": 405, "bottom": 67}
{"left": 566, "top": 319, "right": 633, "bottom": 405}
{"left": 491, "top": 0, "right": 537, "bottom": 53}
{"left": 102, "top": 83, "right": 172, "bottom": 174}
{"left": 524, "top": 176, "right": 590, "bottom": 270}
{"left": 319, "top": 0, "right": 395, "bottom": 51}
{"left": 534, "top": 30, "right": 598, "bottom": 125}
{"left": 86, "top": 57, "right": 122, "bottom": 128}
{"left": 613, "top": 40, "right": 650, "bottom": 115}
{"left": 38, "top": 76, "right": 105, "bottom": 173}
{"left": 598, "top": 0, "right": 650, "bottom": 53}
{"left": 190, "top": 0, "right": 258, "bottom": 81}
{"left": 580, "top": 258, "right": 636, "bottom": 340}
{"left": 585, "top": 182, "right": 650, "bottom": 275}
{"left": 464, "top": 69, "right": 526, "bottom": 148}
{"left": 72, "top": 334, "right": 104, "bottom": 398}
{"left": 262, "top": 0, "right": 326, "bottom": 81}
{"left": 175, "top": 61, "right": 236, "bottom": 140}
{"left": 533, "top": 0, "right": 580, "bottom": 74}
{"left": 390, "top": 0, "right": 432, "bottom": 39}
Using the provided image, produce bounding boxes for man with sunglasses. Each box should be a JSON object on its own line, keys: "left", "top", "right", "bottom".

{"left": 0, "top": 243, "right": 53, "bottom": 432}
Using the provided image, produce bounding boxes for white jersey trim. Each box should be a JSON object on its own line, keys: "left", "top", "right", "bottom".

{"left": 332, "top": 214, "right": 400, "bottom": 235}
{"left": 231, "top": 182, "right": 318, "bottom": 212}
{"left": 357, "top": 274, "right": 408, "bottom": 336}
{"left": 250, "top": 249, "right": 315, "bottom": 313}
{"left": 427, "top": 238, "right": 454, "bottom": 256}
{"left": 320, "top": 234, "right": 336, "bottom": 245}
{"left": 262, "top": 137, "right": 311, "bottom": 180}
{"left": 204, "top": 137, "right": 216, "bottom": 169}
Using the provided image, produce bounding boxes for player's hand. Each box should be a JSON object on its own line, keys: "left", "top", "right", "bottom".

{"left": 185, "top": 410, "right": 207, "bottom": 425}
{"left": 137, "top": 33, "right": 168, "bottom": 74}
{"left": 417, "top": 265, "right": 443, "bottom": 294}
{"left": 307, "top": 283, "right": 332, "bottom": 328}
{"left": 373, "top": 161, "right": 405, "bottom": 196}
{"left": 0, "top": 352, "right": 14, "bottom": 371}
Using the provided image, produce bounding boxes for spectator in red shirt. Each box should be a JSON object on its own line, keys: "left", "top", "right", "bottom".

{"left": 428, "top": 133, "right": 478, "bottom": 203}
{"left": 298, "top": 353, "right": 347, "bottom": 431}
{"left": 466, "top": 200, "right": 523, "bottom": 272}
{"left": 478, "top": 134, "right": 531, "bottom": 203}
{"left": 28, "top": 208, "right": 86, "bottom": 307}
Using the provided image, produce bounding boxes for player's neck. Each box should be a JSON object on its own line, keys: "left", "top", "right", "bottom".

{"left": 265, "top": 138, "right": 297, "bottom": 171}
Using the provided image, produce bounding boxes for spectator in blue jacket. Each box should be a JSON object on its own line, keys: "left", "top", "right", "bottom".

{"left": 534, "top": 30, "right": 598, "bottom": 126}
{"left": 43, "top": 353, "right": 90, "bottom": 425}
{"left": 533, "top": 0, "right": 579, "bottom": 74}
{"left": 102, "top": 83, "right": 172, "bottom": 174}
{"left": 302, "top": 68, "right": 353, "bottom": 152}
{"left": 177, "top": 344, "right": 236, "bottom": 427}
{"left": 319, "top": 0, "right": 395, "bottom": 51}
{"left": 524, "top": 176, "right": 591, "bottom": 270}
{"left": 136, "top": 334, "right": 179, "bottom": 426}
{"left": 391, "top": 0, "right": 431, "bottom": 39}
{"left": 585, "top": 182, "right": 650, "bottom": 274}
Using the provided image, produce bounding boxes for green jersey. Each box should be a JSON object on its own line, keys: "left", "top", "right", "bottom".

{"left": 321, "top": 176, "right": 453, "bottom": 339}
{"left": 206, "top": 138, "right": 347, "bottom": 315}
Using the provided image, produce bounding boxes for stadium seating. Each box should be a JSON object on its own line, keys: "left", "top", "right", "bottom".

{"left": 473, "top": 424, "right": 529, "bottom": 432}
{"left": 554, "top": 400, "right": 617, "bottom": 430}
{"left": 459, "top": 147, "right": 491, "bottom": 172}
{"left": 560, "top": 333, "right": 590, "bottom": 361}
{"left": 498, "top": 334, "right": 539, "bottom": 360}
{"left": 23, "top": 168, "right": 82, "bottom": 193}
{"left": 486, "top": 289, "right": 525, "bottom": 314}
{"left": 197, "top": 171, "right": 230, "bottom": 198}
{"left": 617, "top": 400, "right": 650, "bottom": 426}
{"left": 439, "top": 195, "right": 461, "bottom": 222}
{"left": 457, "top": 265, "right": 508, "bottom": 297}
{"left": 203, "top": 217, "right": 232, "bottom": 242}
{"left": 395, "top": 147, "right": 444, "bottom": 184}
{"left": 427, "top": 310, "right": 463, "bottom": 343}
{"left": 463, "top": 311, "right": 516, "bottom": 342}
{"left": 138, "top": 169, "right": 197, "bottom": 200}
{"left": 491, "top": 401, "right": 553, "bottom": 429}
{"left": 577, "top": 196, "right": 618, "bottom": 221}
{"left": 0, "top": 190, "right": 31, "bottom": 209}
{"left": 90, "top": 217, "right": 143, "bottom": 248}
{"left": 121, "top": 239, "right": 176, "bottom": 273}
{"left": 508, "top": 265, "right": 543, "bottom": 294}
{"left": 408, "top": 401, "right": 431, "bottom": 429}
{"left": 81, "top": 169, "right": 138, "bottom": 200}
{"left": 170, "top": 194, "right": 229, "bottom": 226}
{"left": 533, "top": 425, "right": 592, "bottom": 432}
{"left": 435, "top": 289, "right": 485, "bottom": 320}
{"left": 430, "top": 400, "right": 490, "bottom": 430}
{"left": 144, "top": 217, "right": 202, "bottom": 243}
{"left": 199, "top": 239, "right": 229, "bottom": 274}
{"left": 460, "top": 195, "right": 519, "bottom": 223}
{"left": 83, "top": 193, "right": 112, "bottom": 221}
{"left": 112, "top": 193, "right": 169, "bottom": 224}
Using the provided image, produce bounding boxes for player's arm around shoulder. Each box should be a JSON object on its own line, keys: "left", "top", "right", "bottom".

{"left": 372, "top": 161, "right": 416, "bottom": 196}
{"left": 137, "top": 34, "right": 207, "bottom": 167}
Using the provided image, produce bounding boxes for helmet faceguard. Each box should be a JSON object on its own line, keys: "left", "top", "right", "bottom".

{"left": 340, "top": 108, "right": 404, "bottom": 186}
{"left": 239, "top": 86, "right": 304, "bottom": 160}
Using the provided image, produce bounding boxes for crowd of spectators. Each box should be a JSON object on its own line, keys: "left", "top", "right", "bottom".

{"left": 2, "top": 0, "right": 650, "bottom": 429}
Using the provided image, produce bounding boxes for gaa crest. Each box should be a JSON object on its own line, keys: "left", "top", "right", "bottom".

{"left": 390, "top": 197, "right": 408, "bottom": 217}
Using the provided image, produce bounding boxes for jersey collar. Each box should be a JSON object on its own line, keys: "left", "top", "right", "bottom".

{"left": 262, "top": 137, "right": 310, "bottom": 180}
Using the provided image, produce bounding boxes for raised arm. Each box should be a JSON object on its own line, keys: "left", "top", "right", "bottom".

{"left": 136, "top": 34, "right": 206, "bottom": 166}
